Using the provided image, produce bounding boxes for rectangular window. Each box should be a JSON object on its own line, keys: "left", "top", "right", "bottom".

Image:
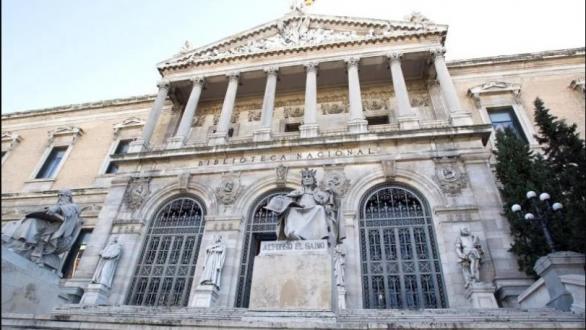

{"left": 366, "top": 116, "right": 390, "bottom": 126}
{"left": 488, "top": 107, "right": 527, "bottom": 142}
{"left": 105, "top": 139, "right": 132, "bottom": 174}
{"left": 36, "top": 146, "right": 68, "bottom": 179}
{"left": 62, "top": 229, "right": 92, "bottom": 279}
{"left": 284, "top": 123, "right": 300, "bottom": 132}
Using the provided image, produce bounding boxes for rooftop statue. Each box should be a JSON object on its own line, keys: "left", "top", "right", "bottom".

{"left": 265, "top": 168, "right": 345, "bottom": 244}
{"left": 1, "top": 189, "right": 82, "bottom": 272}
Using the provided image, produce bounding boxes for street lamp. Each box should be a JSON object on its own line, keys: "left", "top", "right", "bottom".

{"left": 511, "top": 190, "right": 563, "bottom": 252}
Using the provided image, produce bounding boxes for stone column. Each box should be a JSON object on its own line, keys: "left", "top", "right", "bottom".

{"left": 299, "top": 62, "right": 319, "bottom": 138}
{"left": 129, "top": 80, "right": 170, "bottom": 152}
{"left": 253, "top": 67, "right": 278, "bottom": 142}
{"left": 388, "top": 52, "right": 419, "bottom": 129}
{"left": 345, "top": 57, "right": 368, "bottom": 134}
{"left": 169, "top": 77, "right": 205, "bottom": 148}
{"left": 431, "top": 47, "right": 472, "bottom": 125}
{"left": 209, "top": 73, "right": 239, "bottom": 146}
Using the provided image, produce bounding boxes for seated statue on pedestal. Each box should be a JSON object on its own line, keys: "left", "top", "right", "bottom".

{"left": 1, "top": 189, "right": 82, "bottom": 272}
{"left": 265, "top": 168, "right": 345, "bottom": 244}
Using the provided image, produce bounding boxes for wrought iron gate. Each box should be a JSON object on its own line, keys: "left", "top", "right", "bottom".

{"left": 126, "top": 197, "right": 205, "bottom": 306}
{"left": 360, "top": 186, "right": 447, "bottom": 309}
{"left": 235, "top": 190, "right": 290, "bottom": 307}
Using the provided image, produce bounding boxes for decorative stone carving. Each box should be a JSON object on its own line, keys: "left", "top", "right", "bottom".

{"left": 381, "top": 159, "right": 396, "bottom": 179}
{"left": 215, "top": 172, "right": 242, "bottom": 205}
{"left": 467, "top": 81, "right": 522, "bottom": 108}
{"left": 284, "top": 106, "right": 304, "bottom": 118}
{"left": 213, "top": 112, "right": 238, "bottom": 125}
{"left": 411, "top": 94, "right": 431, "bottom": 108}
{"left": 570, "top": 78, "right": 585, "bottom": 94}
{"left": 112, "top": 117, "right": 145, "bottom": 138}
{"left": 320, "top": 169, "right": 350, "bottom": 197}
{"left": 266, "top": 168, "right": 345, "bottom": 245}
{"left": 276, "top": 164, "right": 288, "bottom": 186}
{"left": 91, "top": 238, "right": 122, "bottom": 288}
{"left": 47, "top": 126, "right": 84, "bottom": 146}
{"left": 1, "top": 131, "right": 22, "bottom": 152}
{"left": 177, "top": 40, "right": 193, "bottom": 54}
{"left": 191, "top": 115, "right": 204, "bottom": 127}
{"left": 199, "top": 234, "right": 226, "bottom": 289}
{"left": 123, "top": 177, "right": 151, "bottom": 211}
{"left": 248, "top": 110, "right": 261, "bottom": 122}
{"left": 362, "top": 99, "right": 388, "bottom": 111}
{"left": 433, "top": 158, "right": 467, "bottom": 195}
{"left": 405, "top": 11, "right": 433, "bottom": 25}
{"left": 1, "top": 189, "right": 82, "bottom": 271}
{"left": 456, "top": 227, "right": 484, "bottom": 288}
{"left": 320, "top": 103, "right": 347, "bottom": 115}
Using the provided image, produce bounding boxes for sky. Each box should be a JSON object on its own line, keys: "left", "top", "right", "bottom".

{"left": 1, "top": 0, "right": 585, "bottom": 114}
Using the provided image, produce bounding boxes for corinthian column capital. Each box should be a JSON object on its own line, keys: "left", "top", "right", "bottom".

{"left": 345, "top": 57, "right": 361, "bottom": 68}
{"left": 305, "top": 62, "right": 319, "bottom": 73}
{"left": 430, "top": 47, "right": 447, "bottom": 59}
{"left": 264, "top": 66, "right": 279, "bottom": 75}
{"left": 387, "top": 51, "right": 403, "bottom": 62}
{"left": 157, "top": 79, "right": 171, "bottom": 89}
{"left": 190, "top": 76, "right": 205, "bottom": 86}
{"left": 226, "top": 72, "right": 240, "bottom": 81}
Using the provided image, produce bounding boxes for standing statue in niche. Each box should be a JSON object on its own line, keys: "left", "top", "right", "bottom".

{"left": 265, "top": 168, "right": 345, "bottom": 245}
{"left": 456, "top": 227, "right": 484, "bottom": 287}
{"left": 334, "top": 244, "right": 346, "bottom": 287}
{"left": 91, "top": 238, "right": 122, "bottom": 288}
{"left": 1, "top": 189, "right": 82, "bottom": 271}
{"left": 200, "top": 235, "right": 226, "bottom": 289}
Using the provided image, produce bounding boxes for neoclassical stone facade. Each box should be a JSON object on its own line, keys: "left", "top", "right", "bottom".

{"left": 1, "top": 8, "right": 585, "bottom": 329}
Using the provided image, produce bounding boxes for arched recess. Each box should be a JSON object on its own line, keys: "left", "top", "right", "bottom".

{"left": 125, "top": 194, "right": 207, "bottom": 306}
{"left": 233, "top": 187, "right": 293, "bottom": 308}
{"left": 358, "top": 183, "right": 448, "bottom": 309}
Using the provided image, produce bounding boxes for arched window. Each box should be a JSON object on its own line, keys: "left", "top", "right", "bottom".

{"left": 359, "top": 185, "right": 447, "bottom": 309}
{"left": 235, "top": 189, "right": 290, "bottom": 307}
{"left": 126, "top": 197, "right": 205, "bottom": 306}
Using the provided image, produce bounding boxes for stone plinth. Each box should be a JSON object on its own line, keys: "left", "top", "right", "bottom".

{"left": 252, "top": 128, "right": 272, "bottom": 142}
{"left": 299, "top": 124, "right": 319, "bottom": 138}
{"left": 465, "top": 282, "right": 499, "bottom": 308}
{"left": 346, "top": 119, "right": 368, "bottom": 134}
{"left": 80, "top": 283, "right": 110, "bottom": 305}
{"left": 1, "top": 246, "right": 68, "bottom": 314}
{"left": 534, "top": 251, "right": 585, "bottom": 312}
{"left": 249, "top": 240, "right": 332, "bottom": 311}
{"left": 398, "top": 116, "right": 420, "bottom": 130}
{"left": 191, "top": 284, "right": 219, "bottom": 307}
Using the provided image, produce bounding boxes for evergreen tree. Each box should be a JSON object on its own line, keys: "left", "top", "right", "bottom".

{"left": 494, "top": 98, "right": 585, "bottom": 276}
{"left": 533, "top": 98, "right": 586, "bottom": 255}
{"left": 494, "top": 128, "right": 552, "bottom": 275}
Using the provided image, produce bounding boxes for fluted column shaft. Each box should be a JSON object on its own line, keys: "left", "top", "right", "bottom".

{"left": 303, "top": 63, "right": 318, "bottom": 125}
{"left": 388, "top": 52, "right": 414, "bottom": 117}
{"left": 174, "top": 77, "right": 204, "bottom": 142}
{"left": 346, "top": 58, "right": 365, "bottom": 121}
{"left": 142, "top": 80, "right": 170, "bottom": 146}
{"left": 261, "top": 67, "right": 278, "bottom": 128}
{"left": 432, "top": 47, "right": 462, "bottom": 113}
{"left": 216, "top": 73, "right": 240, "bottom": 135}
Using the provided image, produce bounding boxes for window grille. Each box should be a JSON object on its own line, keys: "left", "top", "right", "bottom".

{"left": 126, "top": 197, "right": 205, "bottom": 306}
{"left": 360, "top": 186, "right": 447, "bottom": 309}
{"left": 235, "top": 190, "right": 290, "bottom": 307}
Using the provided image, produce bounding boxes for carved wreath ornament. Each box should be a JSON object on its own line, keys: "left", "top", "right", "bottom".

{"left": 433, "top": 161, "right": 467, "bottom": 195}
{"left": 124, "top": 178, "right": 151, "bottom": 211}
{"left": 216, "top": 173, "right": 242, "bottom": 205}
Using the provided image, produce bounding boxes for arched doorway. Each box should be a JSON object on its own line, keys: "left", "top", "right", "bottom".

{"left": 235, "top": 189, "right": 290, "bottom": 308}
{"left": 359, "top": 185, "right": 447, "bottom": 309}
{"left": 126, "top": 196, "right": 206, "bottom": 306}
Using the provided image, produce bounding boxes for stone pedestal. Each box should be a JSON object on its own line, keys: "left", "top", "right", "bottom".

{"left": 208, "top": 133, "right": 228, "bottom": 146}
{"left": 80, "top": 283, "right": 110, "bottom": 305}
{"left": 465, "top": 282, "right": 499, "bottom": 308}
{"left": 336, "top": 286, "right": 347, "bottom": 310}
{"left": 166, "top": 136, "right": 185, "bottom": 149}
{"left": 534, "top": 251, "right": 585, "bottom": 312}
{"left": 1, "top": 246, "right": 69, "bottom": 314}
{"left": 191, "top": 284, "right": 219, "bottom": 308}
{"left": 252, "top": 128, "right": 272, "bottom": 142}
{"left": 249, "top": 240, "right": 332, "bottom": 311}
{"left": 299, "top": 124, "right": 319, "bottom": 138}
{"left": 347, "top": 119, "right": 368, "bottom": 134}
{"left": 398, "top": 116, "right": 420, "bottom": 130}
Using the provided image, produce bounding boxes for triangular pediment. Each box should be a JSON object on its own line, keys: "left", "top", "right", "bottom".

{"left": 158, "top": 12, "right": 447, "bottom": 71}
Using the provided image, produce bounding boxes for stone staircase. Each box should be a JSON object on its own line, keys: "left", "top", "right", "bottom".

{"left": 1, "top": 305, "right": 584, "bottom": 329}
